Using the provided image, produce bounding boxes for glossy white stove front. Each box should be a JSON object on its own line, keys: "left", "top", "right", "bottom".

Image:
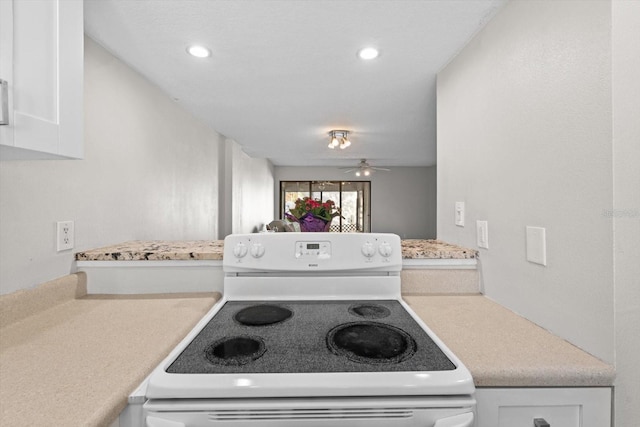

{"left": 136, "top": 233, "right": 475, "bottom": 427}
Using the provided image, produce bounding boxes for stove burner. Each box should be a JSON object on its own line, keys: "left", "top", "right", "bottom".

{"left": 327, "top": 321, "right": 416, "bottom": 364}
{"left": 234, "top": 304, "right": 293, "bottom": 326}
{"left": 348, "top": 303, "right": 391, "bottom": 319}
{"left": 204, "top": 336, "right": 266, "bottom": 365}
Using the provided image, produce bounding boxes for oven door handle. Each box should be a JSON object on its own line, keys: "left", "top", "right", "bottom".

{"left": 433, "top": 412, "right": 474, "bottom": 427}
{"left": 146, "top": 416, "right": 186, "bottom": 427}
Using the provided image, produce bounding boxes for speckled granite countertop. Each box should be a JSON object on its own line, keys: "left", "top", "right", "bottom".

{"left": 76, "top": 240, "right": 225, "bottom": 261}
{"left": 75, "top": 239, "right": 476, "bottom": 261}
{"left": 401, "top": 239, "right": 476, "bottom": 259}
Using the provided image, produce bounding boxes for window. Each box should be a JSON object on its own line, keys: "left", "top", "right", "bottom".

{"left": 280, "top": 181, "right": 371, "bottom": 233}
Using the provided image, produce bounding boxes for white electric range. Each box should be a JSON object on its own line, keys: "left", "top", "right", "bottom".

{"left": 137, "top": 233, "right": 475, "bottom": 427}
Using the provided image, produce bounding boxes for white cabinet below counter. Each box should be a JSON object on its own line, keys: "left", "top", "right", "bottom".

{"left": 475, "top": 387, "right": 611, "bottom": 427}
{"left": 0, "top": 0, "right": 83, "bottom": 160}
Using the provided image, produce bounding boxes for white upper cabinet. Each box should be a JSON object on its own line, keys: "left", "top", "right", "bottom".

{"left": 0, "top": 0, "right": 83, "bottom": 160}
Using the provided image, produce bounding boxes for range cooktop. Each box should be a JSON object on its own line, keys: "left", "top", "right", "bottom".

{"left": 167, "top": 300, "right": 456, "bottom": 374}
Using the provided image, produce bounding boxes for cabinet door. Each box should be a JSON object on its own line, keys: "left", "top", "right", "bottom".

{"left": 0, "top": 0, "right": 83, "bottom": 160}
{"left": 475, "top": 388, "right": 611, "bottom": 427}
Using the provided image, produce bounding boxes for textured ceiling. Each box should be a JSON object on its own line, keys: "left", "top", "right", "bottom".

{"left": 84, "top": 0, "right": 506, "bottom": 168}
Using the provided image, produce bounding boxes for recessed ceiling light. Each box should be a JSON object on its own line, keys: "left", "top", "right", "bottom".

{"left": 358, "top": 47, "right": 379, "bottom": 60}
{"left": 187, "top": 45, "right": 211, "bottom": 58}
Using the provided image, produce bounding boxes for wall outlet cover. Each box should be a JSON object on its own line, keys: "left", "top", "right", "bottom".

{"left": 476, "top": 220, "right": 489, "bottom": 249}
{"left": 526, "top": 226, "right": 547, "bottom": 266}
{"left": 57, "top": 221, "right": 74, "bottom": 252}
{"left": 455, "top": 202, "right": 465, "bottom": 227}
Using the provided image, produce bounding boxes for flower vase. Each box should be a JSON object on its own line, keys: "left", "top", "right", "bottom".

{"left": 297, "top": 213, "right": 332, "bottom": 232}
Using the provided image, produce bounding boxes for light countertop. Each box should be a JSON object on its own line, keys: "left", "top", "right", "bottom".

{"left": 75, "top": 238, "right": 477, "bottom": 261}
{"left": 0, "top": 274, "right": 219, "bottom": 427}
{"left": 404, "top": 294, "right": 615, "bottom": 387}
{"left": 0, "top": 276, "right": 613, "bottom": 426}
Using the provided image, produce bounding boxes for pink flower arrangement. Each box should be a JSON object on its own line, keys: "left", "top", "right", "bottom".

{"left": 286, "top": 197, "right": 341, "bottom": 232}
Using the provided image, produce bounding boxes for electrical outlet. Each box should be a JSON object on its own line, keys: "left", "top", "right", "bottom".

{"left": 57, "top": 221, "right": 74, "bottom": 252}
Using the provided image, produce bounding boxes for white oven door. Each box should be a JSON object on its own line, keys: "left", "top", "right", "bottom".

{"left": 144, "top": 397, "right": 475, "bottom": 427}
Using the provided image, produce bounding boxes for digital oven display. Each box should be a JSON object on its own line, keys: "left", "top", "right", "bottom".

{"left": 295, "top": 241, "right": 330, "bottom": 260}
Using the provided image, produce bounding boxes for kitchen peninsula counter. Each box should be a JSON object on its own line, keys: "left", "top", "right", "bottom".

{"left": 0, "top": 274, "right": 219, "bottom": 427}
{"left": 75, "top": 240, "right": 225, "bottom": 261}
{"left": 74, "top": 238, "right": 479, "bottom": 295}
{"left": 404, "top": 295, "right": 615, "bottom": 387}
{"left": 74, "top": 238, "right": 477, "bottom": 261}
{"left": 0, "top": 276, "right": 614, "bottom": 427}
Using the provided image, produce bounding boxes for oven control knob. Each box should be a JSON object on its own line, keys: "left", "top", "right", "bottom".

{"left": 250, "top": 243, "right": 265, "bottom": 258}
{"left": 361, "top": 242, "right": 375, "bottom": 258}
{"left": 233, "top": 242, "right": 248, "bottom": 258}
{"left": 378, "top": 242, "right": 393, "bottom": 258}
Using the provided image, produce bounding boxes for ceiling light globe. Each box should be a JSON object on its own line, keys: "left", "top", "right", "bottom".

{"left": 355, "top": 171, "right": 361, "bottom": 177}
{"left": 187, "top": 45, "right": 211, "bottom": 58}
{"left": 364, "top": 169, "right": 371, "bottom": 176}
{"left": 358, "top": 47, "right": 379, "bottom": 60}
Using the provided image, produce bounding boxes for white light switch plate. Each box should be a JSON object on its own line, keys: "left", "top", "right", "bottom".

{"left": 526, "top": 226, "right": 546, "bottom": 266}
{"left": 476, "top": 220, "right": 489, "bottom": 249}
{"left": 455, "top": 202, "right": 465, "bottom": 227}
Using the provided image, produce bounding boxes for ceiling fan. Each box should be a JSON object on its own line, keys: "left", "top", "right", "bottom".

{"left": 312, "top": 180, "right": 338, "bottom": 190}
{"left": 341, "top": 159, "right": 390, "bottom": 177}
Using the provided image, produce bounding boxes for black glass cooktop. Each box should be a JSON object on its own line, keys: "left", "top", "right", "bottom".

{"left": 167, "top": 300, "right": 455, "bottom": 374}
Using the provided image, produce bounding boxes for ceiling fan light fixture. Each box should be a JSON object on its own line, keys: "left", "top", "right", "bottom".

{"left": 341, "top": 159, "right": 390, "bottom": 177}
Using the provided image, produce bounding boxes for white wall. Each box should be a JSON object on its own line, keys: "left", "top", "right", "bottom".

{"left": 437, "top": 0, "right": 613, "bottom": 364}
{"left": 0, "top": 37, "right": 224, "bottom": 295}
{"left": 226, "top": 140, "right": 275, "bottom": 235}
{"left": 275, "top": 166, "right": 436, "bottom": 239}
{"left": 612, "top": 1, "right": 640, "bottom": 425}
{"left": 438, "top": 0, "right": 640, "bottom": 423}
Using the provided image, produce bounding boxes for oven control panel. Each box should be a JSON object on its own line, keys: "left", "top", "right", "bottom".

{"left": 224, "top": 233, "right": 402, "bottom": 272}
{"left": 295, "top": 241, "right": 331, "bottom": 260}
